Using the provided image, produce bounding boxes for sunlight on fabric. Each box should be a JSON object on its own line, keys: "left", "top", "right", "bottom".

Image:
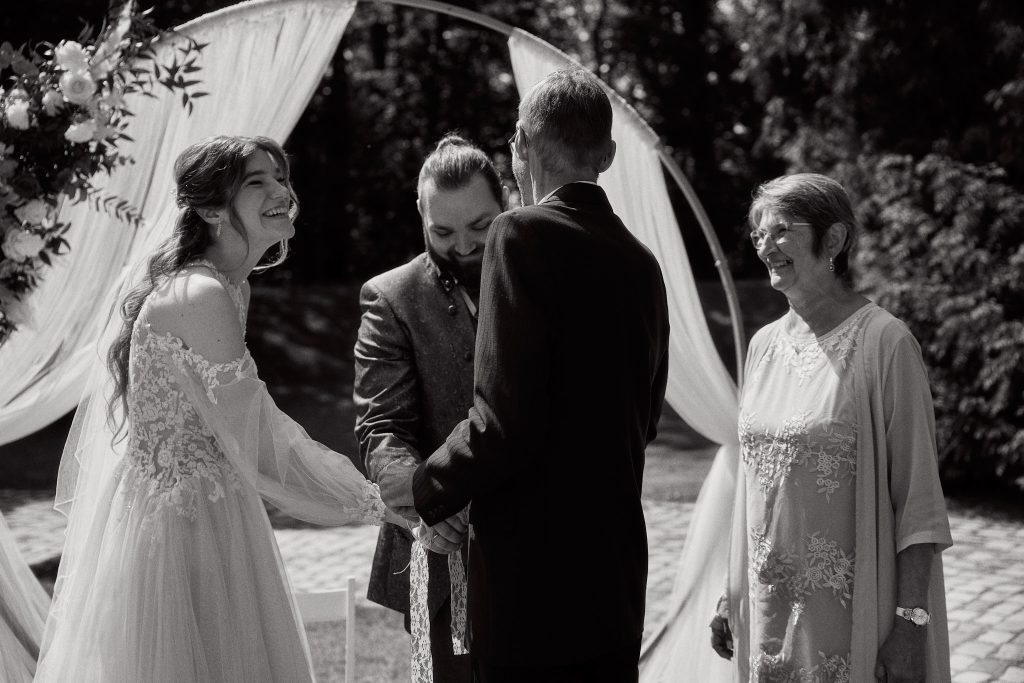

{"left": 0, "top": 0, "right": 357, "bottom": 445}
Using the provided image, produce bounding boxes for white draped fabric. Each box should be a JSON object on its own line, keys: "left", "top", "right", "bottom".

{"left": 3, "top": 2, "right": 356, "bottom": 679}
{"left": 0, "top": 4, "right": 744, "bottom": 679}
{"left": 0, "top": 511, "right": 49, "bottom": 683}
{"left": 0, "top": 0, "right": 356, "bottom": 446}
{"left": 508, "top": 30, "right": 740, "bottom": 682}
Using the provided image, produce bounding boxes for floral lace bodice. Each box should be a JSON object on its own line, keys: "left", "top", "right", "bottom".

{"left": 738, "top": 304, "right": 873, "bottom": 683}
{"left": 122, "top": 262, "right": 386, "bottom": 526}
{"left": 122, "top": 264, "right": 247, "bottom": 520}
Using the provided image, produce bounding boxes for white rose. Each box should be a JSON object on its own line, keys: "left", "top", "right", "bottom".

{"left": 14, "top": 199, "right": 55, "bottom": 227}
{"left": 65, "top": 119, "right": 98, "bottom": 144}
{"left": 59, "top": 70, "right": 96, "bottom": 106}
{"left": 5, "top": 100, "right": 32, "bottom": 130}
{"left": 41, "top": 90, "right": 64, "bottom": 116}
{"left": 2, "top": 228, "right": 46, "bottom": 260}
{"left": 54, "top": 41, "right": 90, "bottom": 72}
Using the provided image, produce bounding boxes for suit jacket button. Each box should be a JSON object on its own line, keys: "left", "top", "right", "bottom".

{"left": 463, "top": 351, "right": 473, "bottom": 362}
{"left": 448, "top": 304, "right": 458, "bottom": 316}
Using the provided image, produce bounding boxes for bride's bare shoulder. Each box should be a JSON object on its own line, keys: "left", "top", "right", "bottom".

{"left": 146, "top": 267, "right": 244, "bottom": 361}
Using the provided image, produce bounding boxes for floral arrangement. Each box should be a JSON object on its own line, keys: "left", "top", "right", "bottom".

{"left": 0, "top": 0, "right": 206, "bottom": 345}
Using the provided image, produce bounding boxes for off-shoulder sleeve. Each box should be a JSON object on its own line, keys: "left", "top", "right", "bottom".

{"left": 879, "top": 327, "right": 953, "bottom": 553}
{"left": 167, "top": 342, "right": 388, "bottom": 527}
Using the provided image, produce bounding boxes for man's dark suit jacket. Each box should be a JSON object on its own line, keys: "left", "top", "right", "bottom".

{"left": 412, "top": 182, "right": 671, "bottom": 666}
{"left": 354, "top": 252, "right": 475, "bottom": 624}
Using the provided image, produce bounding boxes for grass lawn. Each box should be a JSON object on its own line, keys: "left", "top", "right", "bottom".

{"left": 306, "top": 607, "right": 411, "bottom": 683}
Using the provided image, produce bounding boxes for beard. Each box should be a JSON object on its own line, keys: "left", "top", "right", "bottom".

{"left": 426, "top": 241, "right": 483, "bottom": 290}
{"left": 512, "top": 155, "right": 534, "bottom": 206}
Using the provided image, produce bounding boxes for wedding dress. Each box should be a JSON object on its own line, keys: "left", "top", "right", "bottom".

{"left": 34, "top": 262, "right": 388, "bottom": 682}
{"left": 0, "top": 511, "right": 50, "bottom": 683}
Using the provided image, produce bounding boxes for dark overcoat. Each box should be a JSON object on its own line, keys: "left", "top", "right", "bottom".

{"left": 413, "top": 183, "right": 671, "bottom": 666}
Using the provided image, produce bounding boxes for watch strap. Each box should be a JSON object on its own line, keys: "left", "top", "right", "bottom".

{"left": 895, "top": 606, "right": 930, "bottom": 625}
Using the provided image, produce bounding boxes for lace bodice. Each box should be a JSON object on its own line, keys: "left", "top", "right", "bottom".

{"left": 121, "top": 262, "right": 386, "bottom": 526}
{"left": 738, "top": 303, "right": 873, "bottom": 683}
{"left": 122, "top": 263, "right": 246, "bottom": 520}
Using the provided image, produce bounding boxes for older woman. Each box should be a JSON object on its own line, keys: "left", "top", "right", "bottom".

{"left": 711, "top": 174, "right": 952, "bottom": 682}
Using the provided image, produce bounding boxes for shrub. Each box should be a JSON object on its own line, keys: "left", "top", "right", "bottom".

{"left": 847, "top": 153, "right": 1024, "bottom": 490}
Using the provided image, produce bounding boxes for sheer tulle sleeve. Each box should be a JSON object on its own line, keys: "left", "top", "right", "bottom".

{"left": 166, "top": 343, "right": 389, "bottom": 526}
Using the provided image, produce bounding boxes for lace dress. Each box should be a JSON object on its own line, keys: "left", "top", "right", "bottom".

{"left": 738, "top": 303, "right": 874, "bottom": 683}
{"left": 35, "top": 263, "right": 387, "bottom": 683}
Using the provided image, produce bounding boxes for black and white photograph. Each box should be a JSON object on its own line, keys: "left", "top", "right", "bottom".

{"left": 0, "top": 1, "right": 1022, "bottom": 681}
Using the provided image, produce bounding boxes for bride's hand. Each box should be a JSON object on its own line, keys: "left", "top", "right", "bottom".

{"left": 384, "top": 507, "right": 416, "bottom": 528}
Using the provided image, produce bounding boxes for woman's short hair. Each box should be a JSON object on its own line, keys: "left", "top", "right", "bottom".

{"left": 417, "top": 133, "right": 503, "bottom": 204}
{"left": 748, "top": 173, "right": 857, "bottom": 281}
{"left": 518, "top": 69, "right": 613, "bottom": 176}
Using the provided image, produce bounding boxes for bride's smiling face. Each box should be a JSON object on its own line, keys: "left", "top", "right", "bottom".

{"left": 230, "top": 151, "right": 295, "bottom": 247}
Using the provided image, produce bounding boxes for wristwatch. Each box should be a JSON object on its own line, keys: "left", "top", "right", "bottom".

{"left": 895, "top": 606, "right": 931, "bottom": 626}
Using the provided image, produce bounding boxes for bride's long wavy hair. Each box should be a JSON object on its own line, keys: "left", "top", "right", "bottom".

{"left": 106, "top": 135, "right": 297, "bottom": 437}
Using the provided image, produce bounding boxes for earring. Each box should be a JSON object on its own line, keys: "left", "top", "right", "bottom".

{"left": 828, "top": 256, "right": 835, "bottom": 272}
{"left": 214, "top": 221, "right": 222, "bottom": 240}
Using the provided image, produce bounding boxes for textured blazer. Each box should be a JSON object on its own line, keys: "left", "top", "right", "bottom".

{"left": 354, "top": 252, "right": 476, "bottom": 620}
{"left": 413, "top": 182, "right": 671, "bottom": 665}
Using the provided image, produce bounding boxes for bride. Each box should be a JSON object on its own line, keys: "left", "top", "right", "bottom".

{"left": 34, "top": 135, "right": 407, "bottom": 682}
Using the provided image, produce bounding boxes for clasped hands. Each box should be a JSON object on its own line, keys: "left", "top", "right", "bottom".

{"left": 414, "top": 507, "right": 469, "bottom": 554}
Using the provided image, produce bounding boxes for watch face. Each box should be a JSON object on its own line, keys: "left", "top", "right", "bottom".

{"left": 911, "top": 608, "right": 929, "bottom": 625}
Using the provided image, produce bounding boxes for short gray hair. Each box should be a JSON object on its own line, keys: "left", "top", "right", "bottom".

{"left": 518, "top": 69, "right": 613, "bottom": 175}
{"left": 748, "top": 173, "right": 857, "bottom": 283}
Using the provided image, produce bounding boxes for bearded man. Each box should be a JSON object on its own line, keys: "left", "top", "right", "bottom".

{"left": 353, "top": 133, "right": 506, "bottom": 682}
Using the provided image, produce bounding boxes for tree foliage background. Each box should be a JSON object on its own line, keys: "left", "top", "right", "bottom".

{"left": 3, "top": 0, "right": 1021, "bottom": 490}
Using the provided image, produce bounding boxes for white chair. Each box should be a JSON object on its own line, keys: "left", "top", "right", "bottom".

{"left": 294, "top": 576, "right": 357, "bottom": 683}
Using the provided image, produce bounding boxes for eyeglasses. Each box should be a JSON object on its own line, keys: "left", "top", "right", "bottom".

{"left": 508, "top": 125, "right": 529, "bottom": 149}
{"left": 749, "top": 221, "right": 811, "bottom": 249}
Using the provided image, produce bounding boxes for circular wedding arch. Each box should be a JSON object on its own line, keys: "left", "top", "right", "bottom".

{"left": 182, "top": 0, "right": 748, "bottom": 382}
{"left": 0, "top": 3, "right": 744, "bottom": 677}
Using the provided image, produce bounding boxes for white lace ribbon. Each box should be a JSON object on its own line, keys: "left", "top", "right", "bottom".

{"left": 448, "top": 551, "right": 468, "bottom": 656}
{"left": 410, "top": 540, "right": 433, "bottom": 683}
{"left": 409, "top": 541, "right": 468, "bottom": 682}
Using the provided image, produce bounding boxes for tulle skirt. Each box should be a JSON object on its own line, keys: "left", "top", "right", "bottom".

{"left": 35, "top": 466, "right": 315, "bottom": 682}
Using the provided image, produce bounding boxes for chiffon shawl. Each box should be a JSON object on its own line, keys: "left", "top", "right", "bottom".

{"left": 729, "top": 305, "right": 953, "bottom": 683}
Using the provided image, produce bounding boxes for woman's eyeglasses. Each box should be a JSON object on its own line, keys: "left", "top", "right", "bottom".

{"left": 749, "top": 221, "right": 811, "bottom": 249}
